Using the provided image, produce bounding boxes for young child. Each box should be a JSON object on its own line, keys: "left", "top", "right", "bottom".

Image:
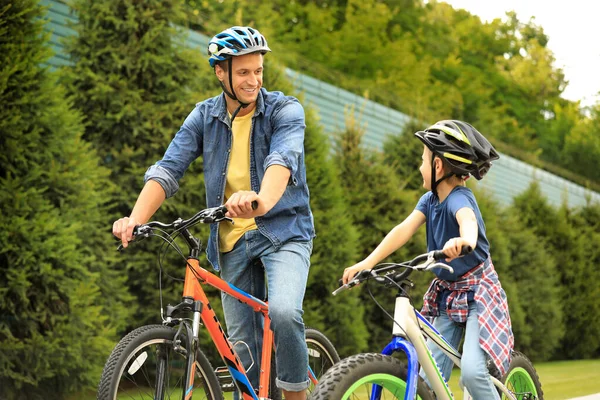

{"left": 342, "top": 120, "right": 513, "bottom": 399}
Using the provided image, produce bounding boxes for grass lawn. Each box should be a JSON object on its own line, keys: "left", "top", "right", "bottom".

{"left": 73, "top": 359, "right": 600, "bottom": 399}
{"left": 447, "top": 358, "right": 600, "bottom": 400}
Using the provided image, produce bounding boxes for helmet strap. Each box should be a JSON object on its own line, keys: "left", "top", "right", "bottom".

{"left": 220, "top": 57, "right": 249, "bottom": 124}
{"left": 430, "top": 157, "right": 457, "bottom": 198}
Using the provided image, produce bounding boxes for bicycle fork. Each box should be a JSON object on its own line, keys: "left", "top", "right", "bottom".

{"left": 164, "top": 297, "right": 204, "bottom": 400}
{"left": 381, "top": 295, "right": 455, "bottom": 400}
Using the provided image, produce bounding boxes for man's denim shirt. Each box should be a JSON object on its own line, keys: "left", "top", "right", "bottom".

{"left": 144, "top": 88, "right": 315, "bottom": 270}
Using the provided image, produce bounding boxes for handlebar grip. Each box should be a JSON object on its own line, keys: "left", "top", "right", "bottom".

{"left": 220, "top": 201, "right": 258, "bottom": 212}
{"left": 432, "top": 245, "right": 473, "bottom": 261}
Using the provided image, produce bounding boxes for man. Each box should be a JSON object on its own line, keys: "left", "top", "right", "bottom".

{"left": 112, "top": 26, "right": 315, "bottom": 400}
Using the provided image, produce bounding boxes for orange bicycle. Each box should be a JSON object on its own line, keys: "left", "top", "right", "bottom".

{"left": 96, "top": 205, "right": 339, "bottom": 400}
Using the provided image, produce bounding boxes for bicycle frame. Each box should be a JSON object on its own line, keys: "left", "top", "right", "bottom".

{"left": 379, "top": 295, "right": 516, "bottom": 400}
{"left": 178, "top": 256, "right": 318, "bottom": 400}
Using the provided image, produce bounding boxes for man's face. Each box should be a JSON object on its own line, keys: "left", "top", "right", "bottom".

{"left": 216, "top": 53, "right": 264, "bottom": 105}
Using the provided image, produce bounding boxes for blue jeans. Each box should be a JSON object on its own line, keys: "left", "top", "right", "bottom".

{"left": 421, "top": 302, "right": 500, "bottom": 400}
{"left": 220, "top": 229, "right": 312, "bottom": 395}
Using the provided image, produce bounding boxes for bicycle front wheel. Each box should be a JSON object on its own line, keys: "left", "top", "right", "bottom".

{"left": 502, "top": 351, "right": 543, "bottom": 400}
{"left": 97, "top": 324, "right": 223, "bottom": 400}
{"left": 309, "top": 353, "right": 434, "bottom": 400}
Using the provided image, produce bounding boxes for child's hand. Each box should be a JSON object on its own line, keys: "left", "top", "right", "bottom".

{"left": 342, "top": 261, "right": 373, "bottom": 285}
{"left": 441, "top": 237, "right": 470, "bottom": 261}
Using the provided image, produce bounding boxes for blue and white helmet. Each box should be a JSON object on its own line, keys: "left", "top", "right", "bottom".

{"left": 208, "top": 26, "right": 271, "bottom": 67}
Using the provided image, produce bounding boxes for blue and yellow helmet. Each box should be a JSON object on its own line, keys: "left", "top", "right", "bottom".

{"left": 208, "top": 26, "right": 271, "bottom": 68}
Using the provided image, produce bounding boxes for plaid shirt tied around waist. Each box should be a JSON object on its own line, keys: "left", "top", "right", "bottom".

{"left": 421, "top": 258, "right": 514, "bottom": 376}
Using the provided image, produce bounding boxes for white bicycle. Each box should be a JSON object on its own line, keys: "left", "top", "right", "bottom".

{"left": 310, "top": 249, "right": 543, "bottom": 400}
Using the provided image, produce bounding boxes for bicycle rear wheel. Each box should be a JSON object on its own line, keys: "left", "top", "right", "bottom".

{"left": 269, "top": 327, "right": 340, "bottom": 399}
{"left": 97, "top": 324, "right": 223, "bottom": 400}
{"left": 309, "top": 353, "right": 434, "bottom": 400}
{"left": 306, "top": 327, "right": 341, "bottom": 392}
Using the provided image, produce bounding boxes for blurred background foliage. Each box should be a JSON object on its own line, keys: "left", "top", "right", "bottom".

{"left": 1, "top": 0, "right": 599, "bottom": 398}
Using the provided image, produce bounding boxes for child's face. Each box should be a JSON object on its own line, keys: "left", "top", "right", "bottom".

{"left": 420, "top": 146, "right": 433, "bottom": 190}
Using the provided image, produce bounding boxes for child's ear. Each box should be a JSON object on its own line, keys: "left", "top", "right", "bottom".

{"left": 434, "top": 156, "right": 444, "bottom": 173}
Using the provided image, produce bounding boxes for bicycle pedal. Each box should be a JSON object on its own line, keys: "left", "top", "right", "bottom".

{"left": 215, "top": 366, "right": 236, "bottom": 392}
{"left": 215, "top": 366, "right": 228, "bottom": 374}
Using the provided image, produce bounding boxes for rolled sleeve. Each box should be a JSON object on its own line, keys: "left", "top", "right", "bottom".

{"left": 266, "top": 100, "right": 306, "bottom": 186}
{"left": 144, "top": 165, "right": 179, "bottom": 198}
{"left": 264, "top": 151, "right": 298, "bottom": 186}
{"left": 143, "top": 106, "right": 204, "bottom": 198}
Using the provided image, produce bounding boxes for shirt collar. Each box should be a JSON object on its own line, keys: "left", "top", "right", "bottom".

{"left": 210, "top": 89, "right": 266, "bottom": 120}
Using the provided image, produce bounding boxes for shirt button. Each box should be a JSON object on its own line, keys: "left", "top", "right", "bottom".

{"left": 222, "top": 172, "right": 225, "bottom": 176}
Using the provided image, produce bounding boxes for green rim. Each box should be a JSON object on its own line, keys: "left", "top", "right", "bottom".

{"left": 342, "top": 373, "right": 412, "bottom": 400}
{"left": 503, "top": 367, "right": 538, "bottom": 400}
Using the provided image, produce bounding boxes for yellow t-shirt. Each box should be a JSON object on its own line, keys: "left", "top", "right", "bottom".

{"left": 219, "top": 110, "right": 258, "bottom": 252}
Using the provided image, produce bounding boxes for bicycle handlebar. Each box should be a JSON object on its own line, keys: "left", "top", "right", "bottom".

{"left": 118, "top": 201, "right": 258, "bottom": 250}
{"left": 333, "top": 246, "right": 472, "bottom": 296}
{"left": 134, "top": 205, "right": 229, "bottom": 237}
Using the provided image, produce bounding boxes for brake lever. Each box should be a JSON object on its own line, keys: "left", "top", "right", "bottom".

{"left": 115, "top": 225, "right": 152, "bottom": 252}
{"left": 424, "top": 262, "right": 454, "bottom": 274}
{"left": 333, "top": 269, "right": 376, "bottom": 296}
{"left": 202, "top": 214, "right": 233, "bottom": 224}
{"left": 332, "top": 281, "right": 357, "bottom": 296}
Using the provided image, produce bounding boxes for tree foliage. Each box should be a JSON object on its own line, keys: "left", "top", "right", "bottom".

{"left": 0, "top": 1, "right": 130, "bottom": 398}
{"left": 185, "top": 0, "right": 599, "bottom": 186}
{"left": 61, "top": 0, "right": 214, "bottom": 330}
{"left": 4, "top": 1, "right": 600, "bottom": 397}
{"left": 332, "top": 112, "right": 430, "bottom": 349}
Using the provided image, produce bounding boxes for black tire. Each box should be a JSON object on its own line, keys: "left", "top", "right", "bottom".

{"left": 500, "top": 351, "right": 543, "bottom": 400}
{"left": 97, "top": 324, "right": 223, "bottom": 400}
{"left": 309, "top": 353, "right": 435, "bottom": 400}
{"left": 306, "top": 327, "right": 341, "bottom": 390}
{"left": 269, "top": 327, "right": 341, "bottom": 400}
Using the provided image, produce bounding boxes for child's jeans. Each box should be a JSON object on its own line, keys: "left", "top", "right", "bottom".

{"left": 420, "top": 301, "right": 500, "bottom": 400}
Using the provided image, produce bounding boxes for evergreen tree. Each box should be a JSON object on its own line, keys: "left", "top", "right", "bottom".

{"left": 512, "top": 183, "right": 600, "bottom": 359}
{"left": 0, "top": 1, "right": 129, "bottom": 398}
{"left": 333, "top": 111, "right": 428, "bottom": 350}
{"left": 507, "top": 184, "right": 564, "bottom": 360}
{"left": 562, "top": 203, "right": 600, "bottom": 358}
{"left": 61, "top": 0, "right": 214, "bottom": 331}
{"left": 383, "top": 120, "right": 430, "bottom": 191}
{"left": 264, "top": 61, "right": 369, "bottom": 356}
{"left": 465, "top": 188, "right": 529, "bottom": 353}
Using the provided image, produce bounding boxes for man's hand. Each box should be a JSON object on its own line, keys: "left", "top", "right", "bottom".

{"left": 113, "top": 216, "right": 139, "bottom": 248}
{"left": 225, "top": 190, "right": 261, "bottom": 218}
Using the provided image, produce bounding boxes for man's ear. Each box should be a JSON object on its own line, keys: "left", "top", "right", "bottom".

{"left": 215, "top": 64, "right": 225, "bottom": 82}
